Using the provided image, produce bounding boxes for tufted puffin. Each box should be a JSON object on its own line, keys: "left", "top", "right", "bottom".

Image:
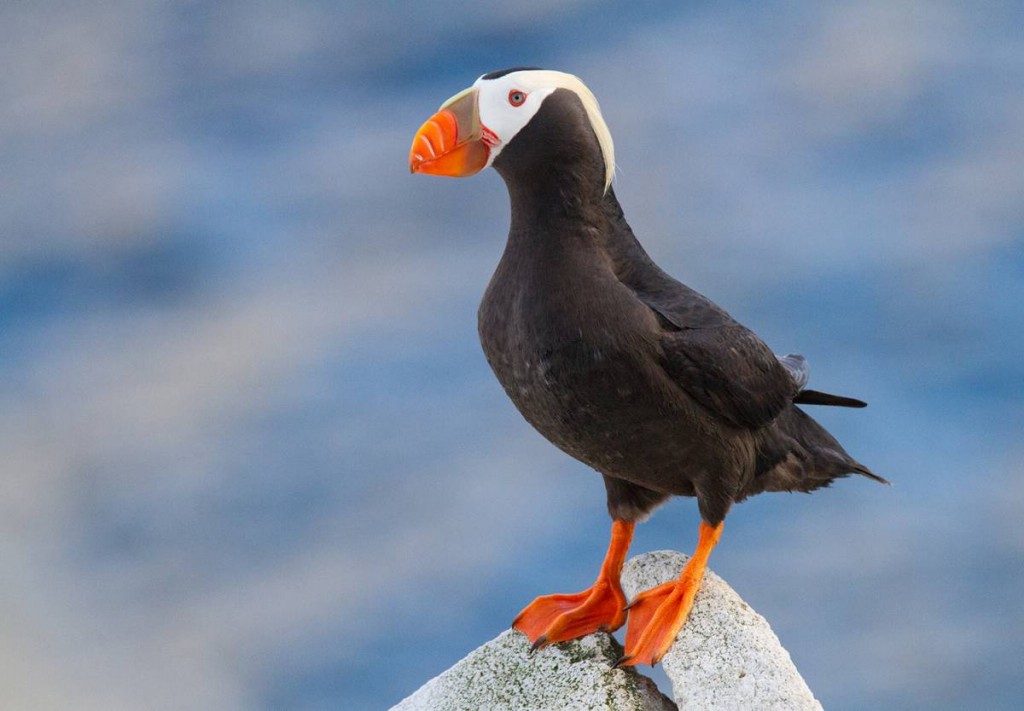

{"left": 409, "top": 68, "right": 885, "bottom": 667}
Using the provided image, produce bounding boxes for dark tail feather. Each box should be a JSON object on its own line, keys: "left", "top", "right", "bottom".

{"left": 794, "top": 389, "right": 867, "bottom": 408}
{"left": 852, "top": 462, "right": 890, "bottom": 485}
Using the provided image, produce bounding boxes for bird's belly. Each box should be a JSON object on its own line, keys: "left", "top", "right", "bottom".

{"left": 485, "top": 336, "right": 725, "bottom": 494}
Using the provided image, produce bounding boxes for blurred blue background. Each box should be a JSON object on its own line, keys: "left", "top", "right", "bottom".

{"left": 2, "top": 1, "right": 1022, "bottom": 709}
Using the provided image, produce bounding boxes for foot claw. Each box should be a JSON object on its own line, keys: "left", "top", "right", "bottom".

{"left": 612, "top": 655, "right": 633, "bottom": 669}
{"left": 513, "top": 520, "right": 636, "bottom": 653}
{"left": 622, "top": 581, "right": 694, "bottom": 666}
{"left": 513, "top": 580, "right": 628, "bottom": 649}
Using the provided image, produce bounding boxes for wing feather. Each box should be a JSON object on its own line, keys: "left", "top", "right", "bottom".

{"left": 633, "top": 287, "right": 799, "bottom": 428}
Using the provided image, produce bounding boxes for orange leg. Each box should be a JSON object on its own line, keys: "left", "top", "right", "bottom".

{"left": 618, "top": 520, "right": 723, "bottom": 667}
{"left": 513, "top": 519, "right": 635, "bottom": 650}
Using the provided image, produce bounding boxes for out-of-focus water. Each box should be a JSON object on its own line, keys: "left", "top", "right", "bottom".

{"left": 1, "top": 2, "right": 1021, "bottom": 709}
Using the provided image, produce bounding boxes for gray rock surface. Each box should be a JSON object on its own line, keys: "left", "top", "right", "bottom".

{"left": 394, "top": 550, "right": 823, "bottom": 711}
{"left": 622, "top": 551, "right": 823, "bottom": 710}
{"left": 391, "top": 628, "right": 675, "bottom": 711}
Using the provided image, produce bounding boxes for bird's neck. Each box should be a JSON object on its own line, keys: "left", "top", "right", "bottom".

{"left": 501, "top": 172, "right": 654, "bottom": 274}
{"left": 504, "top": 162, "right": 603, "bottom": 230}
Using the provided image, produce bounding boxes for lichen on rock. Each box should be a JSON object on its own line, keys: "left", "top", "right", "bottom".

{"left": 394, "top": 551, "right": 824, "bottom": 710}
{"left": 391, "top": 627, "right": 674, "bottom": 711}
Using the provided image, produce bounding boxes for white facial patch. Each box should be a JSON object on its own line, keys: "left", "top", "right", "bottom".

{"left": 473, "top": 70, "right": 616, "bottom": 192}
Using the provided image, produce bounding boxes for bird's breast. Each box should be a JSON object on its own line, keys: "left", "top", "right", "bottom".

{"left": 477, "top": 261, "right": 710, "bottom": 483}
{"left": 478, "top": 258, "right": 638, "bottom": 411}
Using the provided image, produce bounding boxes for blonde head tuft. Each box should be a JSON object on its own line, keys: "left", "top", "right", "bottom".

{"left": 475, "top": 69, "right": 616, "bottom": 193}
{"left": 534, "top": 71, "right": 616, "bottom": 193}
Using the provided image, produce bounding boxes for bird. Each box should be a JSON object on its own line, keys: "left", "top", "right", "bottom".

{"left": 409, "top": 67, "right": 886, "bottom": 668}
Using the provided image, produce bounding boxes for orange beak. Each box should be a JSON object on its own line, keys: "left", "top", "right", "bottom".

{"left": 409, "top": 87, "right": 491, "bottom": 177}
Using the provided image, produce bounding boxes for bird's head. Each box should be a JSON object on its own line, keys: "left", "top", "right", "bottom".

{"left": 409, "top": 68, "right": 615, "bottom": 194}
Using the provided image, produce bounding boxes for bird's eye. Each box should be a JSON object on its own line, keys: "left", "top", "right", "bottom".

{"left": 508, "top": 90, "right": 527, "bottom": 107}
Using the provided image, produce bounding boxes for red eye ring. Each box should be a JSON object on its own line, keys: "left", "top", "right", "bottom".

{"left": 508, "top": 89, "right": 527, "bottom": 107}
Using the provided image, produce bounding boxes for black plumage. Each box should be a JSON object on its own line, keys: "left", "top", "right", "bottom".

{"left": 478, "top": 88, "right": 883, "bottom": 527}
{"left": 411, "top": 72, "right": 885, "bottom": 666}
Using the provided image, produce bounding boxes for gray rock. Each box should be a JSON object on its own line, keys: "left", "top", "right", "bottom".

{"left": 394, "top": 550, "right": 823, "bottom": 711}
{"left": 622, "top": 551, "right": 823, "bottom": 710}
{"left": 391, "top": 627, "right": 675, "bottom": 711}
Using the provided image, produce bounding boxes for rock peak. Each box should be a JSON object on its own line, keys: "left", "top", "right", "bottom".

{"left": 393, "top": 551, "right": 823, "bottom": 710}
